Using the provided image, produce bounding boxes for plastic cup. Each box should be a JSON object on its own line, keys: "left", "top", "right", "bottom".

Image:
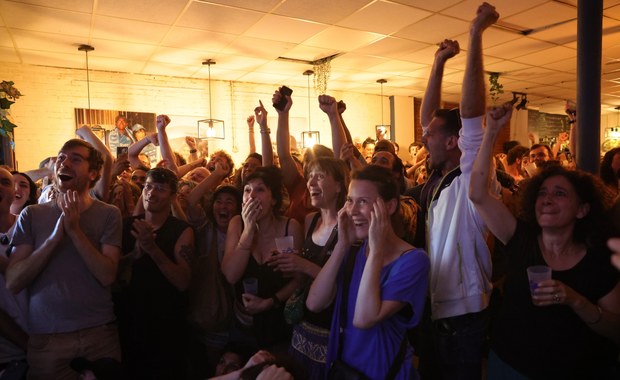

{"left": 527, "top": 265, "right": 552, "bottom": 296}
{"left": 275, "top": 236, "right": 294, "bottom": 254}
{"left": 242, "top": 277, "right": 258, "bottom": 295}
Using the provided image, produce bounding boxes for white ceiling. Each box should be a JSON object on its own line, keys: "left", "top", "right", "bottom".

{"left": 2, "top": 0, "right": 620, "bottom": 114}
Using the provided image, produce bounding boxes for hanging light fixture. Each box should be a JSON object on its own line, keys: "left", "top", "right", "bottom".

{"left": 198, "top": 59, "right": 225, "bottom": 140}
{"left": 78, "top": 44, "right": 97, "bottom": 126}
{"left": 375, "top": 79, "right": 390, "bottom": 141}
{"left": 302, "top": 69, "right": 320, "bottom": 148}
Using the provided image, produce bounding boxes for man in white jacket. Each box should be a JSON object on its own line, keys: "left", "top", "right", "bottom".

{"left": 415, "top": 3, "right": 500, "bottom": 380}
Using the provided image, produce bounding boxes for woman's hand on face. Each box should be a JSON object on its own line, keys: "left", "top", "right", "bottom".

{"left": 533, "top": 279, "right": 578, "bottom": 307}
{"left": 337, "top": 204, "right": 355, "bottom": 248}
{"left": 241, "top": 293, "right": 270, "bottom": 315}
{"left": 268, "top": 251, "right": 307, "bottom": 274}
{"left": 368, "top": 198, "right": 390, "bottom": 255}
{"left": 241, "top": 198, "right": 261, "bottom": 231}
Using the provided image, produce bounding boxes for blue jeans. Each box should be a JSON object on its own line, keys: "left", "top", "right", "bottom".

{"left": 432, "top": 309, "right": 489, "bottom": 380}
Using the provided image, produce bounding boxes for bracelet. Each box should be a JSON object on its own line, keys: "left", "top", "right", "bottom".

{"left": 568, "top": 120, "right": 575, "bottom": 124}
{"left": 189, "top": 149, "right": 197, "bottom": 154}
{"left": 271, "top": 295, "right": 282, "bottom": 309}
{"left": 260, "top": 128, "right": 271, "bottom": 134}
{"left": 586, "top": 305, "right": 603, "bottom": 325}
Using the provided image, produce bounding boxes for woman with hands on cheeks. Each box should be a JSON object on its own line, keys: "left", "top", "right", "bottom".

{"left": 469, "top": 103, "right": 620, "bottom": 379}
{"left": 306, "top": 165, "right": 429, "bottom": 380}
{"left": 221, "top": 165, "right": 303, "bottom": 351}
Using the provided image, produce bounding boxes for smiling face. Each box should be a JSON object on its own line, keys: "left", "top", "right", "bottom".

{"left": 55, "top": 146, "right": 98, "bottom": 193}
{"left": 242, "top": 178, "right": 274, "bottom": 219}
{"left": 345, "top": 179, "right": 380, "bottom": 240}
{"left": 142, "top": 178, "right": 175, "bottom": 214}
{"left": 307, "top": 169, "right": 341, "bottom": 209}
{"left": 535, "top": 175, "right": 588, "bottom": 230}
{"left": 11, "top": 173, "right": 30, "bottom": 213}
{"left": 241, "top": 157, "right": 261, "bottom": 181}
{"left": 213, "top": 192, "right": 239, "bottom": 230}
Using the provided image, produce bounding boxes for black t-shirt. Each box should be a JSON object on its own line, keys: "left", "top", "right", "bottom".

{"left": 492, "top": 221, "right": 619, "bottom": 379}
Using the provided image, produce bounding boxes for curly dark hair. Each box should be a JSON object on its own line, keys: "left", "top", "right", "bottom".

{"left": 11, "top": 171, "right": 37, "bottom": 211}
{"left": 243, "top": 165, "right": 284, "bottom": 215}
{"left": 517, "top": 165, "right": 615, "bottom": 246}
{"left": 600, "top": 147, "right": 620, "bottom": 189}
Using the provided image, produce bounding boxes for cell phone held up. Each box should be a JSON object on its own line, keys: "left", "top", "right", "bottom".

{"left": 274, "top": 86, "right": 293, "bottom": 111}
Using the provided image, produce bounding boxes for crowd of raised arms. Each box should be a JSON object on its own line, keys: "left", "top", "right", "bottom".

{"left": 1, "top": 3, "right": 620, "bottom": 380}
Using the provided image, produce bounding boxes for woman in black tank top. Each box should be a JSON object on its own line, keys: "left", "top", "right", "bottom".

{"left": 269, "top": 157, "right": 349, "bottom": 378}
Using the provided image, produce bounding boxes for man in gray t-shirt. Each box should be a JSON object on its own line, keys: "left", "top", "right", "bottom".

{"left": 7, "top": 139, "right": 122, "bottom": 380}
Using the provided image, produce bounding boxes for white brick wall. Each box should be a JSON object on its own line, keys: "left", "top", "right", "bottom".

{"left": 4, "top": 62, "right": 415, "bottom": 171}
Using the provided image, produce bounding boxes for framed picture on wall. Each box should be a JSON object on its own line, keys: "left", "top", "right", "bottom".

{"left": 74, "top": 108, "right": 157, "bottom": 165}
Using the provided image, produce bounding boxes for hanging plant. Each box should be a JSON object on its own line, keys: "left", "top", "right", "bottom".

{"left": 488, "top": 72, "right": 504, "bottom": 103}
{"left": 0, "top": 81, "right": 23, "bottom": 141}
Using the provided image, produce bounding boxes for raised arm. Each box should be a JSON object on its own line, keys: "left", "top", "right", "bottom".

{"left": 156, "top": 115, "right": 179, "bottom": 176}
{"left": 469, "top": 103, "right": 517, "bottom": 244}
{"left": 128, "top": 133, "right": 158, "bottom": 169}
{"left": 273, "top": 89, "right": 301, "bottom": 188}
{"left": 319, "top": 95, "right": 346, "bottom": 159}
{"left": 247, "top": 115, "right": 257, "bottom": 154}
{"left": 76, "top": 125, "right": 114, "bottom": 201}
{"left": 421, "top": 40, "right": 460, "bottom": 128}
{"left": 460, "top": 3, "right": 498, "bottom": 119}
{"left": 255, "top": 101, "right": 273, "bottom": 166}
{"left": 186, "top": 162, "right": 229, "bottom": 207}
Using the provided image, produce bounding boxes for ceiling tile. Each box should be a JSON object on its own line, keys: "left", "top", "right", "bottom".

{"left": 542, "top": 59, "right": 576, "bottom": 73}
{"left": 237, "top": 71, "right": 294, "bottom": 85}
{"left": 2, "top": 2, "right": 91, "bottom": 36}
{"left": 485, "top": 60, "right": 533, "bottom": 74}
{"left": 161, "top": 27, "right": 236, "bottom": 53}
{"left": 337, "top": 1, "right": 431, "bottom": 35}
{"left": 96, "top": 0, "right": 186, "bottom": 24}
{"left": 403, "top": 66, "right": 457, "bottom": 80}
{"left": 502, "top": 2, "right": 575, "bottom": 31}
{"left": 485, "top": 37, "right": 554, "bottom": 60}
{"left": 273, "top": 0, "right": 373, "bottom": 25}
{"left": 512, "top": 45, "right": 576, "bottom": 66}
{"left": 394, "top": 14, "right": 469, "bottom": 44}
{"left": 8, "top": 0, "right": 93, "bottom": 13}
{"left": 192, "top": 66, "right": 245, "bottom": 82}
{"left": 11, "top": 30, "right": 84, "bottom": 55}
{"left": 85, "top": 39, "right": 157, "bottom": 61}
{"left": 93, "top": 15, "right": 169, "bottom": 44}
{"left": 0, "top": 27, "right": 13, "bottom": 47}
{"left": 19, "top": 49, "right": 84, "bottom": 69}
{"left": 209, "top": 54, "right": 271, "bottom": 72}
{"left": 142, "top": 61, "right": 200, "bottom": 77}
{"left": 150, "top": 46, "right": 212, "bottom": 65}
{"left": 0, "top": 46, "right": 19, "bottom": 63}
{"left": 352, "top": 36, "right": 429, "bottom": 59}
{"left": 330, "top": 53, "right": 389, "bottom": 71}
{"left": 221, "top": 36, "right": 296, "bottom": 59}
{"left": 255, "top": 60, "right": 313, "bottom": 77}
{"left": 302, "top": 26, "right": 384, "bottom": 51}
{"left": 177, "top": 2, "right": 263, "bottom": 35}
{"left": 282, "top": 45, "right": 341, "bottom": 63}
{"left": 442, "top": 0, "right": 551, "bottom": 21}
{"left": 196, "top": 0, "right": 282, "bottom": 13}
{"left": 243, "top": 14, "right": 328, "bottom": 44}
{"left": 389, "top": 0, "right": 463, "bottom": 13}
{"left": 365, "top": 59, "right": 426, "bottom": 76}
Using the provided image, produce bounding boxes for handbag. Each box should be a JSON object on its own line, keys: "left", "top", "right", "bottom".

{"left": 187, "top": 225, "right": 234, "bottom": 332}
{"left": 284, "top": 218, "right": 338, "bottom": 325}
{"left": 327, "top": 244, "right": 408, "bottom": 380}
